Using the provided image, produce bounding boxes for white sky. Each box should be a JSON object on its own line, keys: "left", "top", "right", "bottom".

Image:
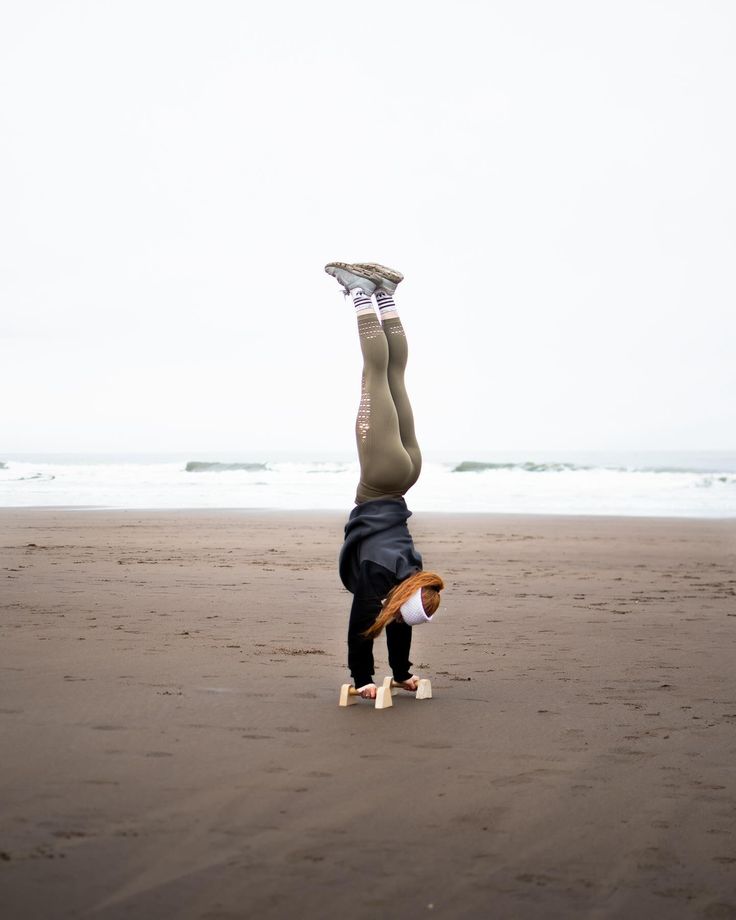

{"left": 1, "top": 0, "right": 734, "bottom": 455}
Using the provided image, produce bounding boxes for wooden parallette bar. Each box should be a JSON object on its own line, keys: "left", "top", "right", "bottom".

{"left": 338, "top": 677, "right": 433, "bottom": 709}
{"left": 382, "top": 676, "right": 432, "bottom": 701}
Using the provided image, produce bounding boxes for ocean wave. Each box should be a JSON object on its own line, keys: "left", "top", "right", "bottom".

{"left": 696, "top": 475, "right": 736, "bottom": 487}
{"left": 9, "top": 472, "right": 56, "bottom": 481}
{"left": 452, "top": 460, "right": 736, "bottom": 476}
{"left": 185, "top": 460, "right": 352, "bottom": 475}
{"left": 453, "top": 461, "right": 584, "bottom": 473}
{"left": 185, "top": 461, "right": 268, "bottom": 473}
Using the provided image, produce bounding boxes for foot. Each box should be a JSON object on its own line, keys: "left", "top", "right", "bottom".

{"left": 353, "top": 262, "right": 403, "bottom": 295}
{"left": 356, "top": 682, "right": 377, "bottom": 700}
{"left": 325, "top": 262, "right": 378, "bottom": 295}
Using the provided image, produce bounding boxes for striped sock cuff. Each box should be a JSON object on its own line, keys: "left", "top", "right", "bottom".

{"left": 375, "top": 290, "right": 397, "bottom": 315}
{"left": 350, "top": 288, "right": 373, "bottom": 312}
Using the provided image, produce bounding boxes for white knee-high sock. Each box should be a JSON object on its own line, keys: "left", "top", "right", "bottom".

{"left": 375, "top": 289, "right": 399, "bottom": 319}
{"left": 350, "top": 288, "right": 375, "bottom": 317}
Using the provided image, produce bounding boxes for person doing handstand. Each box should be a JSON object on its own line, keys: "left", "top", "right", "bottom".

{"left": 326, "top": 261, "right": 445, "bottom": 700}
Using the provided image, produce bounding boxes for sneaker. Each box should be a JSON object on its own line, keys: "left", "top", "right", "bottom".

{"left": 353, "top": 262, "right": 403, "bottom": 294}
{"left": 324, "top": 262, "right": 379, "bottom": 295}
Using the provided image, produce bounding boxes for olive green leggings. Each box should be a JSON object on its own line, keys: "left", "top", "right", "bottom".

{"left": 355, "top": 313, "right": 422, "bottom": 504}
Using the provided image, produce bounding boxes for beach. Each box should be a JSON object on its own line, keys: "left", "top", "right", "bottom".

{"left": 1, "top": 508, "right": 735, "bottom": 919}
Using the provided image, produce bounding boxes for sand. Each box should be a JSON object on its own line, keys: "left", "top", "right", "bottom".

{"left": 1, "top": 509, "right": 735, "bottom": 919}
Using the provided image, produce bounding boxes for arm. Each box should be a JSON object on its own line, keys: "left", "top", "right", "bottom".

{"left": 347, "top": 561, "right": 397, "bottom": 688}
{"left": 385, "top": 617, "right": 413, "bottom": 683}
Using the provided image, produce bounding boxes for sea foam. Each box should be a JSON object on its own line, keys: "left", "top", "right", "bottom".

{"left": 0, "top": 453, "right": 734, "bottom": 516}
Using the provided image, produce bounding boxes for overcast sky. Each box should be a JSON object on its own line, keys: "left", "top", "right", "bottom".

{"left": 1, "top": 0, "right": 734, "bottom": 455}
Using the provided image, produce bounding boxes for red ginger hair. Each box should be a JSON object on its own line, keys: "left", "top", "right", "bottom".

{"left": 363, "top": 570, "right": 445, "bottom": 638}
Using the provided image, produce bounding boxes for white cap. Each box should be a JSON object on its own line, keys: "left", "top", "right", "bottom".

{"left": 399, "top": 588, "right": 432, "bottom": 626}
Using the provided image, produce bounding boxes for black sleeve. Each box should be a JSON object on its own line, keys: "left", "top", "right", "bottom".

{"left": 347, "top": 561, "right": 399, "bottom": 688}
{"left": 385, "top": 618, "right": 413, "bottom": 684}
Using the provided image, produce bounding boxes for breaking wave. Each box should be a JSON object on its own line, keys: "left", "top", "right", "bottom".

{"left": 453, "top": 459, "right": 736, "bottom": 477}
{"left": 454, "top": 461, "right": 582, "bottom": 473}
{"left": 185, "top": 461, "right": 268, "bottom": 472}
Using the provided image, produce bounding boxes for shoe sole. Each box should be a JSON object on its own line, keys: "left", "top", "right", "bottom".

{"left": 325, "top": 261, "right": 376, "bottom": 279}
{"left": 353, "top": 262, "right": 403, "bottom": 284}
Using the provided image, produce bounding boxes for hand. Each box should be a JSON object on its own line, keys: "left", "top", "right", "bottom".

{"left": 356, "top": 683, "right": 377, "bottom": 699}
{"left": 396, "top": 676, "right": 419, "bottom": 692}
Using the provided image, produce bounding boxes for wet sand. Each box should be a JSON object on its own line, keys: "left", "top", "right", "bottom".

{"left": 1, "top": 509, "right": 735, "bottom": 919}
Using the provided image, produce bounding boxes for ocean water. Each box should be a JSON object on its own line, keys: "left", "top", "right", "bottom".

{"left": 1, "top": 451, "right": 735, "bottom": 517}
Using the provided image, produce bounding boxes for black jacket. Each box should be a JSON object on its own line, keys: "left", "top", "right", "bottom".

{"left": 338, "top": 498, "right": 423, "bottom": 688}
{"left": 339, "top": 497, "right": 423, "bottom": 591}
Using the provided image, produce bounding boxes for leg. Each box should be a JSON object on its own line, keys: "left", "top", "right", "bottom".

{"left": 353, "top": 304, "right": 414, "bottom": 504}
{"left": 354, "top": 309, "right": 414, "bottom": 503}
{"left": 375, "top": 291, "right": 422, "bottom": 491}
{"left": 324, "top": 262, "right": 419, "bottom": 503}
